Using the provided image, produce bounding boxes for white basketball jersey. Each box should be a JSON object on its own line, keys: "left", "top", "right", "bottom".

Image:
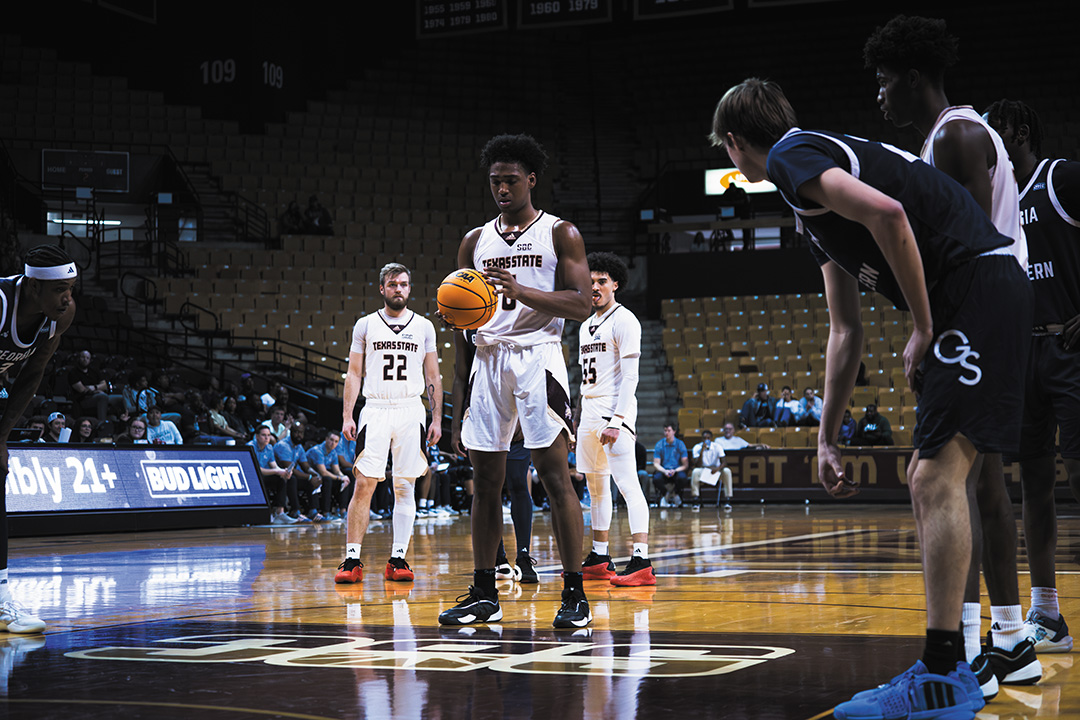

{"left": 921, "top": 106, "right": 1028, "bottom": 271}
{"left": 473, "top": 211, "right": 563, "bottom": 347}
{"left": 578, "top": 304, "right": 641, "bottom": 412}
{"left": 351, "top": 309, "right": 436, "bottom": 401}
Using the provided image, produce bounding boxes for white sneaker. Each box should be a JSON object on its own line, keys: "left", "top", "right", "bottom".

{"left": 0, "top": 599, "right": 46, "bottom": 634}
{"left": 271, "top": 512, "right": 297, "bottom": 525}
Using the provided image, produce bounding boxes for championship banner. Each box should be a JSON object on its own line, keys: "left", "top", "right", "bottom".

{"left": 7, "top": 445, "right": 269, "bottom": 536}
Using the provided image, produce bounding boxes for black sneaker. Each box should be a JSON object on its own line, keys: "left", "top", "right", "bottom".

{"left": 553, "top": 586, "right": 592, "bottom": 629}
{"left": 516, "top": 551, "right": 539, "bottom": 584}
{"left": 983, "top": 631, "right": 1042, "bottom": 685}
{"left": 438, "top": 586, "right": 503, "bottom": 625}
{"left": 969, "top": 652, "right": 999, "bottom": 700}
{"left": 582, "top": 550, "right": 615, "bottom": 580}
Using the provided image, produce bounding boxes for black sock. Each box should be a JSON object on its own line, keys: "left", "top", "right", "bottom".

{"left": 923, "top": 628, "right": 961, "bottom": 675}
{"left": 563, "top": 571, "right": 584, "bottom": 593}
{"left": 474, "top": 568, "right": 497, "bottom": 598}
{"left": 496, "top": 540, "right": 507, "bottom": 564}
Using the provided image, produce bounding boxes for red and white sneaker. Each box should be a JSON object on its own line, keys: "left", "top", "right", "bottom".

{"left": 582, "top": 551, "right": 616, "bottom": 580}
{"left": 610, "top": 556, "right": 656, "bottom": 587}
{"left": 334, "top": 558, "right": 364, "bottom": 584}
{"left": 384, "top": 557, "right": 415, "bottom": 582}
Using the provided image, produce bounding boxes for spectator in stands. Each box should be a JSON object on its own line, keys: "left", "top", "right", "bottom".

{"left": 652, "top": 423, "right": 689, "bottom": 507}
{"left": 260, "top": 405, "right": 290, "bottom": 440}
{"left": 690, "top": 429, "right": 731, "bottom": 508}
{"left": 237, "top": 374, "right": 265, "bottom": 427}
{"left": 722, "top": 182, "right": 753, "bottom": 249}
{"left": 280, "top": 200, "right": 305, "bottom": 235}
{"left": 222, "top": 395, "right": 253, "bottom": 437}
{"left": 24, "top": 416, "right": 47, "bottom": 443}
{"left": 248, "top": 426, "right": 295, "bottom": 525}
{"left": 718, "top": 421, "right": 770, "bottom": 451}
{"left": 114, "top": 416, "right": 149, "bottom": 445}
{"left": 797, "top": 387, "right": 823, "bottom": 426}
{"left": 45, "top": 412, "right": 67, "bottom": 443}
{"left": 740, "top": 383, "right": 777, "bottom": 428}
{"left": 152, "top": 371, "right": 190, "bottom": 424}
{"left": 72, "top": 417, "right": 97, "bottom": 443}
{"left": 145, "top": 405, "right": 182, "bottom": 445}
{"left": 184, "top": 390, "right": 234, "bottom": 445}
{"left": 307, "top": 430, "right": 349, "bottom": 521}
{"left": 206, "top": 394, "right": 248, "bottom": 444}
{"left": 854, "top": 404, "right": 894, "bottom": 446}
{"left": 838, "top": 409, "right": 857, "bottom": 445}
{"left": 304, "top": 195, "right": 334, "bottom": 235}
{"left": 67, "top": 350, "right": 125, "bottom": 422}
{"left": 274, "top": 424, "right": 312, "bottom": 522}
{"left": 773, "top": 385, "right": 801, "bottom": 427}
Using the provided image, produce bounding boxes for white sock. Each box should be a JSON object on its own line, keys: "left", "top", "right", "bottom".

{"left": 391, "top": 545, "right": 408, "bottom": 559}
{"left": 962, "top": 602, "right": 982, "bottom": 663}
{"left": 346, "top": 543, "right": 362, "bottom": 560}
{"left": 593, "top": 541, "right": 609, "bottom": 556}
{"left": 632, "top": 543, "right": 648, "bottom": 559}
{"left": 0, "top": 568, "right": 9, "bottom": 602}
{"left": 990, "top": 604, "right": 1025, "bottom": 651}
{"left": 1030, "top": 587, "right": 1059, "bottom": 619}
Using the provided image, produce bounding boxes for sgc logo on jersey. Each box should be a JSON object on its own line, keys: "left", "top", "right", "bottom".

{"left": 933, "top": 329, "right": 982, "bottom": 386}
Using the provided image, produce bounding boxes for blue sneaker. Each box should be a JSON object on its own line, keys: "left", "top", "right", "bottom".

{"left": 951, "top": 661, "right": 987, "bottom": 712}
{"left": 834, "top": 660, "right": 978, "bottom": 720}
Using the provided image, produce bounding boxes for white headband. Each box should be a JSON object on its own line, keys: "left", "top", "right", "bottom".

{"left": 25, "top": 263, "right": 78, "bottom": 280}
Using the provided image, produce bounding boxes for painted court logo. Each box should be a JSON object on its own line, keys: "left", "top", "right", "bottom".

{"left": 66, "top": 633, "right": 796, "bottom": 678}
{"left": 141, "top": 460, "right": 251, "bottom": 499}
{"left": 933, "top": 329, "right": 982, "bottom": 386}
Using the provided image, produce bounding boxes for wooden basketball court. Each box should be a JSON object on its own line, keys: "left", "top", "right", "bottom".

{"left": 3, "top": 502, "right": 1077, "bottom": 719}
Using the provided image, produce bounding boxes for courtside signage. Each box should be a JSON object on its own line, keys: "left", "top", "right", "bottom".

{"left": 142, "top": 459, "right": 250, "bottom": 499}
{"left": 6, "top": 446, "right": 266, "bottom": 513}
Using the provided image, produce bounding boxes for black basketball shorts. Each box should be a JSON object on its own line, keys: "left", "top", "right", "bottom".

{"left": 1016, "top": 334, "right": 1080, "bottom": 461}
{"left": 913, "top": 255, "right": 1033, "bottom": 459}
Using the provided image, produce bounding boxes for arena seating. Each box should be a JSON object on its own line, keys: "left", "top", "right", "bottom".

{"left": 663, "top": 292, "right": 917, "bottom": 446}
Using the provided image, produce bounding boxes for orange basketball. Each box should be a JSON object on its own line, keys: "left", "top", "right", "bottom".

{"left": 437, "top": 268, "right": 498, "bottom": 330}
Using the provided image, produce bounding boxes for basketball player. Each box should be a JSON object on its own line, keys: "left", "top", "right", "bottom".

{"left": 0, "top": 246, "right": 78, "bottom": 633}
{"left": 864, "top": 15, "right": 1040, "bottom": 695}
{"left": 334, "top": 262, "right": 442, "bottom": 585}
{"left": 438, "top": 133, "right": 592, "bottom": 628}
{"left": 576, "top": 251, "right": 654, "bottom": 587}
{"left": 452, "top": 329, "right": 540, "bottom": 584}
{"left": 985, "top": 98, "right": 1077, "bottom": 654}
{"left": 710, "top": 78, "right": 1033, "bottom": 719}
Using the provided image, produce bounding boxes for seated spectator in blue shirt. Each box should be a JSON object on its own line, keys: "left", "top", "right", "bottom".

{"left": 652, "top": 423, "right": 689, "bottom": 506}
{"left": 307, "top": 430, "right": 349, "bottom": 521}
{"left": 773, "top": 385, "right": 801, "bottom": 427}
{"left": 274, "top": 424, "right": 312, "bottom": 522}
{"left": 740, "top": 383, "right": 777, "bottom": 428}
{"left": 797, "top": 387, "right": 823, "bottom": 427}
{"left": 248, "top": 426, "right": 293, "bottom": 524}
{"left": 837, "top": 408, "right": 857, "bottom": 445}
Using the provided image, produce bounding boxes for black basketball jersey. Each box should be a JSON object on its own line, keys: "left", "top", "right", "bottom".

{"left": 1019, "top": 158, "right": 1080, "bottom": 326}
{"left": 0, "top": 275, "right": 57, "bottom": 374}
{"left": 766, "top": 129, "right": 1012, "bottom": 310}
